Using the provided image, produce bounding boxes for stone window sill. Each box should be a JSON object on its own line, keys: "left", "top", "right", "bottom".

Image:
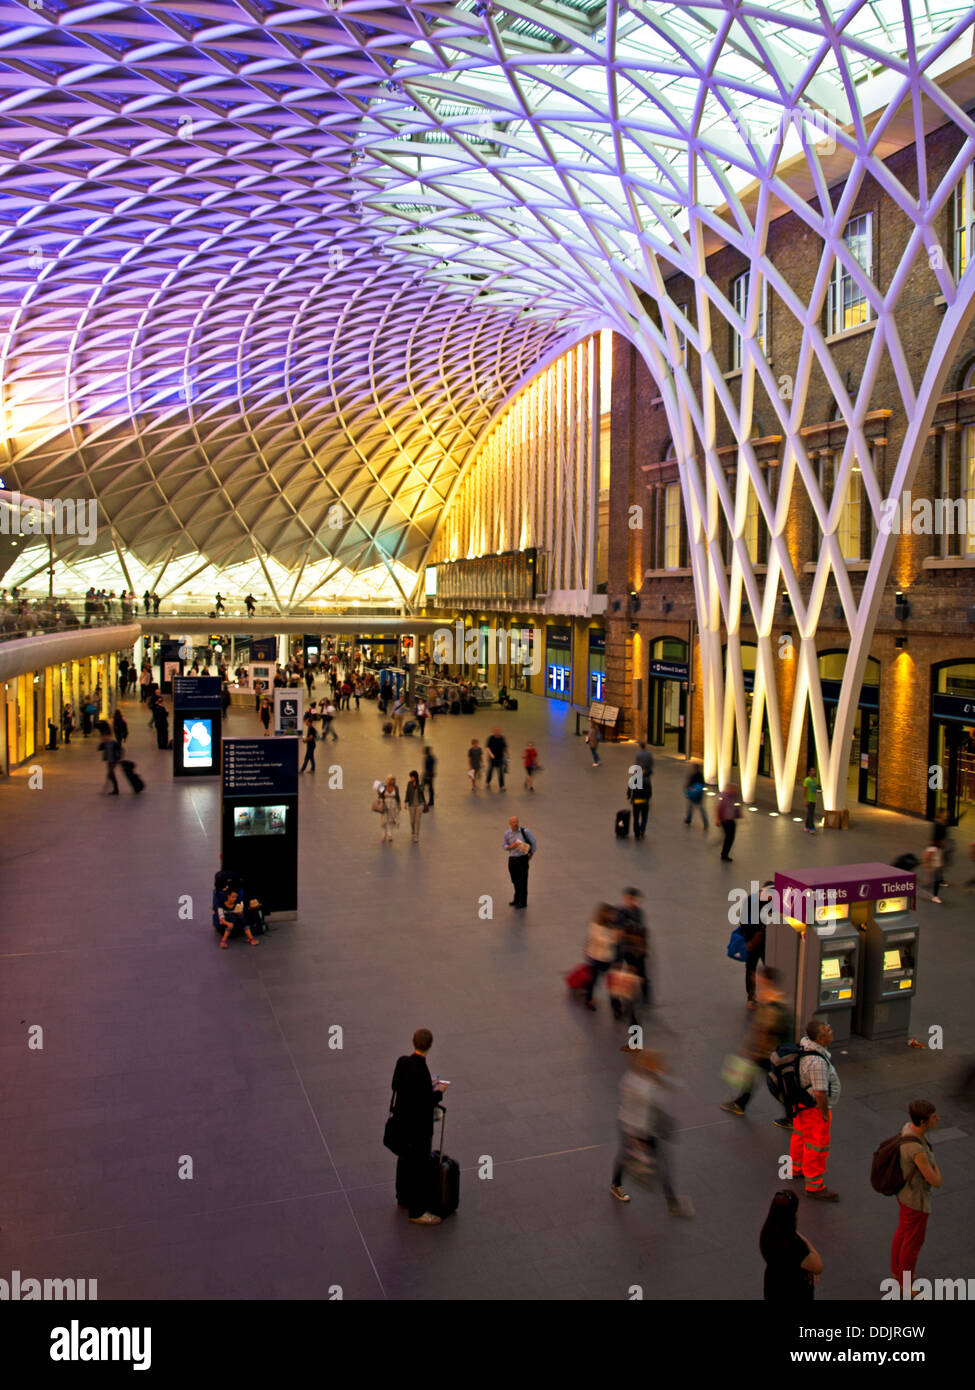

{"left": 802, "top": 560, "right": 871, "bottom": 571}
{"left": 825, "top": 320, "right": 875, "bottom": 345}
{"left": 923, "top": 554, "right": 975, "bottom": 568}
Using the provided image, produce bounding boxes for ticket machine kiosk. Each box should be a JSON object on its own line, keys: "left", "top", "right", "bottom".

{"left": 769, "top": 864, "right": 917, "bottom": 1043}
{"left": 768, "top": 873, "right": 861, "bottom": 1042}
{"left": 854, "top": 891, "right": 920, "bottom": 1039}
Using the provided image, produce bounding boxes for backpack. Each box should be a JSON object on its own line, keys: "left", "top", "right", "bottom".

{"left": 766, "top": 1043, "right": 817, "bottom": 1116}
{"left": 870, "top": 1133, "right": 922, "bottom": 1196}
{"left": 726, "top": 929, "right": 749, "bottom": 962}
{"left": 686, "top": 780, "right": 704, "bottom": 803}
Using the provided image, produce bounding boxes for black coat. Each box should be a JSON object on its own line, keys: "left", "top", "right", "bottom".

{"left": 391, "top": 1053, "right": 439, "bottom": 1141}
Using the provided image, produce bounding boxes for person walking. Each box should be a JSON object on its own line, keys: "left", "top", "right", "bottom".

{"left": 486, "top": 727, "right": 507, "bottom": 791}
{"left": 304, "top": 666, "right": 314, "bottom": 699}
{"left": 890, "top": 1100, "right": 941, "bottom": 1293}
{"left": 389, "top": 1028, "right": 448, "bottom": 1226}
{"left": 583, "top": 904, "right": 621, "bottom": 1012}
{"left": 741, "top": 881, "right": 775, "bottom": 1008}
{"left": 391, "top": 692, "right": 406, "bottom": 737}
{"left": 150, "top": 694, "right": 169, "bottom": 750}
{"left": 790, "top": 1020, "right": 841, "bottom": 1201}
{"left": 683, "top": 764, "right": 708, "bottom": 827}
{"left": 300, "top": 719, "right": 317, "bottom": 773}
{"left": 415, "top": 697, "right": 428, "bottom": 735}
{"left": 214, "top": 592, "right": 225, "bottom": 614}
{"left": 921, "top": 841, "right": 944, "bottom": 904}
{"left": 321, "top": 701, "right": 338, "bottom": 741}
{"left": 502, "top": 815, "right": 536, "bottom": 908}
{"left": 140, "top": 666, "right": 151, "bottom": 702}
{"left": 802, "top": 766, "right": 819, "bottom": 833}
{"left": 523, "top": 740, "right": 539, "bottom": 791}
{"left": 405, "top": 770, "right": 427, "bottom": 843}
{"left": 628, "top": 770, "right": 652, "bottom": 840}
{"left": 721, "top": 966, "right": 792, "bottom": 1126}
{"left": 467, "top": 738, "right": 483, "bottom": 792}
{"left": 586, "top": 718, "right": 601, "bottom": 766}
{"left": 142, "top": 589, "right": 151, "bottom": 615}
{"left": 717, "top": 785, "right": 740, "bottom": 861}
{"left": 609, "top": 1049, "right": 694, "bottom": 1217}
{"left": 244, "top": 593, "right": 256, "bottom": 616}
{"left": 422, "top": 745, "right": 437, "bottom": 808}
{"left": 96, "top": 719, "right": 120, "bottom": 795}
{"left": 759, "top": 1191, "right": 823, "bottom": 1301}
{"left": 112, "top": 706, "right": 128, "bottom": 750}
{"left": 617, "top": 887, "right": 650, "bottom": 1008}
{"left": 376, "top": 775, "right": 401, "bottom": 843}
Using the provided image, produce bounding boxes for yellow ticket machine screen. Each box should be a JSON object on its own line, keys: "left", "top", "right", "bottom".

{"left": 883, "top": 949, "right": 902, "bottom": 971}
{"left": 821, "top": 957, "right": 841, "bottom": 981}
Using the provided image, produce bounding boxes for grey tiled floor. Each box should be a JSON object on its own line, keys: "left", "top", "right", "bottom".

{"left": 1, "top": 688, "right": 972, "bottom": 1300}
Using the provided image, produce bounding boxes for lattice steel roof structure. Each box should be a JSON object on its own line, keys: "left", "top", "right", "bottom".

{"left": 2, "top": 0, "right": 975, "bottom": 804}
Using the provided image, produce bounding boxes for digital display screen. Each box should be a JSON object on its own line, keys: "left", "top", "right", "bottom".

{"left": 590, "top": 670, "right": 606, "bottom": 701}
{"left": 884, "top": 949, "right": 902, "bottom": 971}
{"left": 877, "top": 897, "right": 910, "bottom": 914}
{"left": 425, "top": 565, "right": 437, "bottom": 596}
{"left": 821, "top": 957, "right": 841, "bottom": 981}
{"left": 547, "top": 663, "right": 570, "bottom": 695}
{"left": 182, "top": 718, "right": 213, "bottom": 769}
{"left": 234, "top": 805, "right": 287, "bottom": 837}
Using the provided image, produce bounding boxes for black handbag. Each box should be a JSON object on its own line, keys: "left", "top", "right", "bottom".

{"left": 383, "top": 1091, "right": 405, "bottom": 1155}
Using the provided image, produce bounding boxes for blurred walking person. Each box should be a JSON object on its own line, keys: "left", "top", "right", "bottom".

{"left": 583, "top": 905, "right": 621, "bottom": 1012}
{"left": 683, "top": 764, "right": 708, "bottom": 828}
{"left": 609, "top": 1049, "right": 693, "bottom": 1216}
{"left": 720, "top": 966, "right": 792, "bottom": 1126}
{"left": 717, "top": 785, "right": 740, "bottom": 861}
{"left": 422, "top": 745, "right": 437, "bottom": 807}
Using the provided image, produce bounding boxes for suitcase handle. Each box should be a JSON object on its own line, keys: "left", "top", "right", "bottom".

{"left": 435, "top": 1102, "right": 446, "bottom": 1149}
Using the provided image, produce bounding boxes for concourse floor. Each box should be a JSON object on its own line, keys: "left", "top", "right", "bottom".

{"left": 1, "top": 689, "right": 973, "bottom": 1302}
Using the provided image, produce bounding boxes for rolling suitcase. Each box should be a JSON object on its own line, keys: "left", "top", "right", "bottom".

{"left": 403, "top": 719, "right": 418, "bottom": 736}
{"left": 382, "top": 721, "right": 394, "bottom": 736}
{"left": 505, "top": 698, "right": 518, "bottom": 711}
{"left": 120, "top": 759, "right": 145, "bottom": 794}
{"left": 615, "top": 809, "right": 630, "bottom": 838}
{"left": 566, "top": 963, "right": 595, "bottom": 993}
{"left": 462, "top": 698, "right": 476, "bottom": 714}
{"left": 429, "top": 1106, "right": 459, "bottom": 1218}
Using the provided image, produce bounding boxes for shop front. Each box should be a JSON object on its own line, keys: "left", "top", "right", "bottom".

{"left": 544, "top": 624, "right": 572, "bottom": 702}
{"left": 928, "top": 660, "right": 975, "bottom": 823}
{"left": 648, "top": 637, "right": 688, "bottom": 752}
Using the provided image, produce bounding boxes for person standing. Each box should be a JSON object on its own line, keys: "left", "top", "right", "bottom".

{"left": 96, "top": 720, "right": 120, "bottom": 795}
{"left": 790, "top": 1020, "right": 841, "bottom": 1201}
{"left": 377, "top": 775, "right": 401, "bottom": 843}
{"left": 683, "top": 764, "right": 708, "bottom": 828}
{"left": 215, "top": 592, "right": 225, "bottom": 614}
{"left": 300, "top": 719, "right": 317, "bottom": 773}
{"left": 503, "top": 816, "right": 536, "bottom": 908}
{"left": 802, "top": 766, "right": 819, "bottom": 833}
{"left": 304, "top": 666, "right": 314, "bottom": 700}
{"left": 609, "top": 1049, "right": 694, "bottom": 1217}
{"left": 415, "top": 697, "right": 428, "bottom": 736}
{"left": 586, "top": 718, "right": 601, "bottom": 766}
{"left": 486, "top": 727, "right": 507, "bottom": 791}
{"left": 717, "top": 785, "right": 741, "bottom": 861}
{"left": 890, "top": 1100, "right": 941, "bottom": 1293}
{"left": 142, "top": 589, "right": 151, "bottom": 615}
{"left": 523, "top": 740, "right": 539, "bottom": 791}
{"left": 140, "top": 665, "right": 151, "bottom": 702}
{"left": 720, "top": 966, "right": 792, "bottom": 1126}
{"left": 244, "top": 594, "right": 256, "bottom": 616}
{"left": 390, "top": 1028, "right": 448, "bottom": 1226}
{"left": 61, "top": 703, "right": 75, "bottom": 744}
{"left": 422, "top": 745, "right": 437, "bottom": 807}
{"left": 759, "top": 1191, "right": 823, "bottom": 1301}
{"left": 119, "top": 657, "right": 129, "bottom": 692}
{"left": 467, "top": 738, "right": 483, "bottom": 793}
{"left": 259, "top": 697, "right": 271, "bottom": 736}
{"left": 405, "top": 770, "right": 427, "bottom": 843}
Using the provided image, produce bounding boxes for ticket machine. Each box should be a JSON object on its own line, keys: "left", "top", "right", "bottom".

{"left": 770, "top": 863, "right": 917, "bottom": 1043}
{"left": 854, "top": 892, "right": 920, "bottom": 1039}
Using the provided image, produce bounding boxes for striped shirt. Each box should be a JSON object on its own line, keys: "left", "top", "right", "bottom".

{"left": 798, "top": 1037, "right": 841, "bottom": 1107}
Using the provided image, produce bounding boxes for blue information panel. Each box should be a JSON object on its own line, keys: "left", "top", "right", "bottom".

{"left": 223, "top": 738, "right": 299, "bottom": 797}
